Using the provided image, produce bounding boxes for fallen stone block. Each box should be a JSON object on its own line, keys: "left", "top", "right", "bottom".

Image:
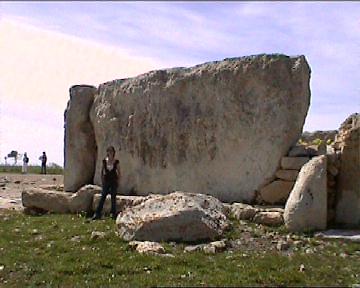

{"left": 128, "top": 241, "right": 166, "bottom": 255}
{"left": 22, "top": 184, "right": 102, "bottom": 214}
{"left": 116, "top": 191, "right": 229, "bottom": 242}
{"left": 259, "top": 180, "right": 295, "bottom": 204}
{"left": 92, "top": 194, "right": 155, "bottom": 215}
{"left": 231, "top": 203, "right": 258, "bottom": 220}
{"left": 253, "top": 211, "right": 284, "bottom": 226}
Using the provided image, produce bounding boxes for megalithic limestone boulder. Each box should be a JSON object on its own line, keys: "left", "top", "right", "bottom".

{"left": 65, "top": 54, "right": 311, "bottom": 202}
{"left": 284, "top": 155, "right": 327, "bottom": 232}
{"left": 64, "top": 85, "right": 97, "bottom": 192}
{"left": 334, "top": 113, "right": 360, "bottom": 226}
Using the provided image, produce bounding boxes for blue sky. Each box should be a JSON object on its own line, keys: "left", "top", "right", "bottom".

{"left": 0, "top": 1, "right": 359, "bottom": 165}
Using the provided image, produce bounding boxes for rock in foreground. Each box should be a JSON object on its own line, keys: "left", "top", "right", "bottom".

{"left": 116, "top": 191, "right": 229, "bottom": 242}
{"left": 284, "top": 155, "right": 327, "bottom": 232}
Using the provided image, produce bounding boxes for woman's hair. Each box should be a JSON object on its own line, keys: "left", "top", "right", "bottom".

{"left": 106, "top": 146, "right": 116, "bottom": 155}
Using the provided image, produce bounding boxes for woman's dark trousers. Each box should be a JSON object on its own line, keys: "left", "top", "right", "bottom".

{"left": 94, "top": 183, "right": 117, "bottom": 218}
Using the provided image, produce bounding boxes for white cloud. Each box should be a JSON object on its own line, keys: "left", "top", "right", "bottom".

{"left": 0, "top": 18, "right": 162, "bottom": 165}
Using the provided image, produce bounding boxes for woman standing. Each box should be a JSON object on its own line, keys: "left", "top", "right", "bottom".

{"left": 93, "top": 146, "right": 120, "bottom": 220}
{"left": 22, "top": 152, "right": 29, "bottom": 174}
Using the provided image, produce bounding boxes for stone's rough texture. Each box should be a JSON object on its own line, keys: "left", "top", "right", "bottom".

{"left": 128, "top": 241, "right": 166, "bottom": 255}
{"left": 315, "top": 229, "right": 360, "bottom": 243}
{"left": 22, "top": 185, "right": 102, "bottom": 214}
{"left": 81, "top": 54, "right": 311, "bottom": 203}
{"left": 116, "top": 191, "right": 229, "bottom": 242}
{"left": 203, "top": 240, "right": 228, "bottom": 254}
{"left": 231, "top": 203, "right": 258, "bottom": 220}
{"left": 284, "top": 155, "right": 327, "bottom": 232}
{"left": 253, "top": 211, "right": 283, "bottom": 226}
{"left": 275, "top": 170, "right": 299, "bottom": 181}
{"left": 64, "top": 85, "right": 97, "bottom": 192}
{"left": 22, "top": 189, "right": 71, "bottom": 214}
{"left": 38, "top": 184, "right": 64, "bottom": 192}
{"left": 184, "top": 240, "right": 228, "bottom": 254}
{"left": 281, "top": 157, "right": 310, "bottom": 170}
{"left": 70, "top": 185, "right": 102, "bottom": 213}
{"left": 90, "top": 231, "right": 106, "bottom": 240}
{"left": 335, "top": 113, "right": 360, "bottom": 226}
{"left": 259, "top": 180, "right": 295, "bottom": 204}
{"left": 92, "top": 194, "right": 149, "bottom": 215}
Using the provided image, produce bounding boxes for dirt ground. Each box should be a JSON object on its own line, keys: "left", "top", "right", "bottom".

{"left": 0, "top": 173, "right": 63, "bottom": 212}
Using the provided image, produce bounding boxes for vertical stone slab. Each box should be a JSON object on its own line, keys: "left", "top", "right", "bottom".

{"left": 335, "top": 114, "right": 360, "bottom": 227}
{"left": 64, "top": 85, "right": 97, "bottom": 192}
{"left": 284, "top": 155, "right": 327, "bottom": 232}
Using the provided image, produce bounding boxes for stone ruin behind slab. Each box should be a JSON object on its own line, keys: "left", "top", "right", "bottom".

{"left": 64, "top": 54, "right": 311, "bottom": 203}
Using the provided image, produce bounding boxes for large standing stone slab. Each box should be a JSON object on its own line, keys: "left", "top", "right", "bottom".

{"left": 64, "top": 85, "right": 97, "bottom": 192}
{"left": 334, "top": 113, "right": 360, "bottom": 226}
{"left": 284, "top": 155, "right": 327, "bottom": 232}
{"left": 81, "top": 54, "right": 311, "bottom": 202}
{"left": 116, "top": 191, "right": 229, "bottom": 242}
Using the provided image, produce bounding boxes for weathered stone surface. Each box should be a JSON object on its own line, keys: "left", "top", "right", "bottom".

{"left": 79, "top": 54, "right": 312, "bottom": 203}
{"left": 231, "top": 203, "right": 258, "bottom": 220}
{"left": 335, "top": 113, "right": 360, "bottom": 226}
{"left": 284, "top": 155, "right": 327, "bottom": 232}
{"left": 275, "top": 169, "right": 299, "bottom": 181}
{"left": 116, "top": 191, "right": 229, "bottom": 242}
{"left": 90, "top": 231, "right": 106, "bottom": 240}
{"left": 315, "top": 229, "right": 360, "bottom": 243}
{"left": 22, "top": 189, "right": 71, "bottom": 214}
{"left": 92, "top": 194, "right": 148, "bottom": 215}
{"left": 39, "top": 184, "right": 64, "bottom": 192}
{"left": 128, "top": 241, "right": 166, "bottom": 254}
{"left": 184, "top": 240, "right": 228, "bottom": 254}
{"left": 253, "top": 211, "right": 283, "bottom": 226}
{"left": 22, "top": 185, "right": 101, "bottom": 214}
{"left": 70, "top": 185, "right": 102, "bottom": 213}
{"left": 281, "top": 157, "right": 309, "bottom": 170}
{"left": 64, "top": 85, "right": 97, "bottom": 192}
{"left": 203, "top": 240, "right": 228, "bottom": 254}
{"left": 259, "top": 180, "right": 295, "bottom": 204}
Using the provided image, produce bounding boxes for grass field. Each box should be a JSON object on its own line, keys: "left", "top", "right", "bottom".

{"left": 0, "top": 211, "right": 359, "bottom": 287}
{"left": 0, "top": 165, "right": 63, "bottom": 175}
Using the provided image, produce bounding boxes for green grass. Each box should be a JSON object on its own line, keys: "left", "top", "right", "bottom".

{"left": 0, "top": 165, "right": 63, "bottom": 175}
{"left": 0, "top": 211, "right": 359, "bottom": 287}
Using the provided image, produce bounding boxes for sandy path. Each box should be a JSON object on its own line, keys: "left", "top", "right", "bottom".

{"left": 0, "top": 173, "right": 64, "bottom": 211}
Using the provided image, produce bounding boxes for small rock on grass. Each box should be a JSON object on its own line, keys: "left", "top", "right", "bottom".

{"left": 128, "top": 241, "right": 166, "bottom": 255}
{"left": 91, "top": 231, "right": 106, "bottom": 240}
{"left": 71, "top": 235, "right": 82, "bottom": 242}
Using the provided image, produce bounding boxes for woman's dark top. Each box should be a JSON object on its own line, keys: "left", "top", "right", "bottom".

{"left": 102, "top": 159, "right": 119, "bottom": 187}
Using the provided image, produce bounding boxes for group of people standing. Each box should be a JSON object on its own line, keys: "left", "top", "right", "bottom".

{"left": 22, "top": 152, "right": 47, "bottom": 174}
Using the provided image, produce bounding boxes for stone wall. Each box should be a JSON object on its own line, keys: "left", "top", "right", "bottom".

{"left": 64, "top": 54, "right": 311, "bottom": 203}
{"left": 334, "top": 113, "right": 360, "bottom": 226}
